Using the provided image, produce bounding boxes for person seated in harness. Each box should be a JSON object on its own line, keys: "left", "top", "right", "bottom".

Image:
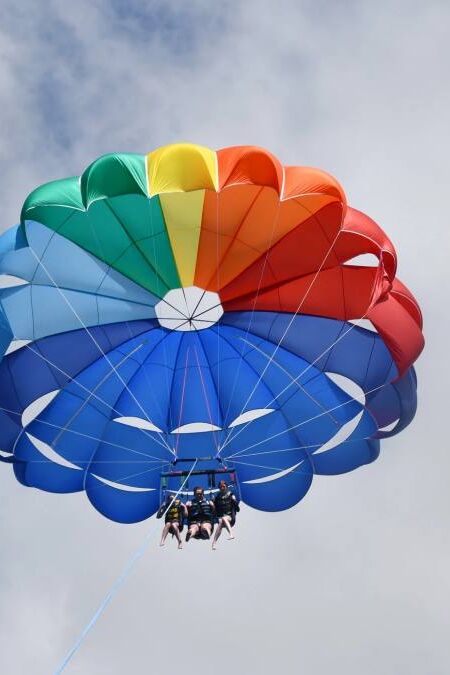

{"left": 157, "top": 495, "right": 187, "bottom": 549}
{"left": 212, "top": 480, "right": 240, "bottom": 550}
{"left": 185, "top": 486, "right": 215, "bottom": 542}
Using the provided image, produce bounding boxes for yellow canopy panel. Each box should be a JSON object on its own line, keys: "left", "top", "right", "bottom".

{"left": 146, "top": 143, "right": 218, "bottom": 195}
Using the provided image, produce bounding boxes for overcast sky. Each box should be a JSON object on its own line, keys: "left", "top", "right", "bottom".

{"left": 0, "top": 2, "right": 449, "bottom": 674}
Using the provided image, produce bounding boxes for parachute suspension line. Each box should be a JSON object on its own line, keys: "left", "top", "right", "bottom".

{"left": 21, "top": 342, "right": 174, "bottom": 457}
{"left": 231, "top": 457, "right": 310, "bottom": 476}
{"left": 221, "top": 198, "right": 283, "bottom": 427}
{"left": 218, "top": 436, "right": 373, "bottom": 460}
{"left": 258, "top": 313, "right": 376, "bottom": 419}
{"left": 1, "top": 404, "right": 169, "bottom": 464}
{"left": 22, "top": 458, "right": 168, "bottom": 465}
{"left": 197, "top": 187, "right": 266, "bottom": 415}
{"left": 28, "top": 247, "right": 176, "bottom": 458}
{"left": 52, "top": 343, "right": 144, "bottom": 449}
{"left": 225, "top": 379, "right": 389, "bottom": 459}
{"left": 105, "top": 198, "right": 175, "bottom": 437}
{"left": 239, "top": 336, "right": 342, "bottom": 423}
{"left": 216, "top": 189, "right": 221, "bottom": 435}
{"left": 219, "top": 227, "right": 342, "bottom": 453}
{"left": 152, "top": 194, "right": 179, "bottom": 456}
{"left": 2, "top": 414, "right": 166, "bottom": 466}
{"left": 221, "top": 309, "right": 376, "bottom": 456}
{"left": 27, "top": 246, "right": 176, "bottom": 458}
{"left": 174, "top": 347, "right": 191, "bottom": 456}
{"left": 102, "top": 199, "right": 169, "bottom": 299}
{"left": 81, "top": 350, "right": 165, "bottom": 489}
{"left": 120, "top": 316, "right": 173, "bottom": 444}
{"left": 219, "top": 331, "right": 345, "bottom": 456}
{"left": 53, "top": 459, "right": 198, "bottom": 675}
{"left": 193, "top": 345, "right": 220, "bottom": 453}
{"left": 86, "top": 461, "right": 169, "bottom": 496}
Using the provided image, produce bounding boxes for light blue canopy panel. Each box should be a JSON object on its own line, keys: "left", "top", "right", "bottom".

{"left": 0, "top": 221, "right": 158, "bottom": 341}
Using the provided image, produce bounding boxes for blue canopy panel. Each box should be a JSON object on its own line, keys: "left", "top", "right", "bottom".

{"left": 198, "top": 328, "right": 278, "bottom": 426}
{"left": 0, "top": 305, "right": 417, "bottom": 522}
{"left": 0, "top": 304, "right": 12, "bottom": 359}
{"left": 208, "top": 318, "right": 385, "bottom": 511}
{"left": 14, "top": 329, "right": 174, "bottom": 474}
{"left": 0, "top": 303, "right": 14, "bottom": 460}
{"left": 168, "top": 333, "right": 222, "bottom": 431}
{"left": 221, "top": 407, "right": 314, "bottom": 511}
{"left": 0, "top": 225, "right": 15, "bottom": 364}
{"left": 0, "top": 410, "right": 21, "bottom": 457}
{"left": 224, "top": 408, "right": 379, "bottom": 476}
{"left": 215, "top": 324, "right": 364, "bottom": 443}
{"left": 220, "top": 312, "right": 417, "bottom": 437}
{"left": 368, "top": 367, "right": 418, "bottom": 438}
{"left": 0, "top": 305, "right": 14, "bottom": 460}
{"left": 88, "top": 423, "right": 172, "bottom": 480}
{"left": 0, "top": 220, "right": 158, "bottom": 341}
{"left": 9, "top": 319, "right": 382, "bottom": 516}
{"left": 0, "top": 321, "right": 156, "bottom": 414}
{"left": 0, "top": 224, "right": 27, "bottom": 261}
{"left": 114, "top": 327, "right": 278, "bottom": 433}
{"left": 13, "top": 433, "right": 84, "bottom": 492}
{"left": 85, "top": 474, "right": 160, "bottom": 524}
{"left": 0, "top": 320, "right": 174, "bottom": 522}
{"left": 310, "top": 414, "right": 380, "bottom": 475}
{"left": 237, "top": 461, "right": 313, "bottom": 512}
{"left": 221, "top": 312, "right": 398, "bottom": 393}
{"left": 113, "top": 330, "right": 182, "bottom": 432}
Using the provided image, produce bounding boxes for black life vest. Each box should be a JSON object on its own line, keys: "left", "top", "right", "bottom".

{"left": 165, "top": 501, "right": 183, "bottom": 524}
{"left": 214, "top": 491, "right": 235, "bottom": 517}
{"left": 188, "top": 497, "right": 213, "bottom": 523}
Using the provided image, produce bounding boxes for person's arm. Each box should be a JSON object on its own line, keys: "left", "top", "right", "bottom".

{"left": 181, "top": 503, "right": 188, "bottom": 517}
{"left": 156, "top": 501, "right": 169, "bottom": 519}
{"left": 210, "top": 500, "right": 216, "bottom": 513}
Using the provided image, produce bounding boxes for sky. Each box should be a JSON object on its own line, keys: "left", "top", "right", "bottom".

{"left": 0, "top": 1, "right": 449, "bottom": 673}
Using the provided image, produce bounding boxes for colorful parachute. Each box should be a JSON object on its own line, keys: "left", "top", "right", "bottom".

{"left": 0, "top": 144, "right": 424, "bottom": 522}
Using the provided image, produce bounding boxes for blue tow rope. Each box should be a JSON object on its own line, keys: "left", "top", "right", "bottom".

{"left": 53, "top": 461, "right": 197, "bottom": 674}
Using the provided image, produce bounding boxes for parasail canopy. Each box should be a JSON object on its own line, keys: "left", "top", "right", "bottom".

{"left": 0, "top": 143, "right": 424, "bottom": 522}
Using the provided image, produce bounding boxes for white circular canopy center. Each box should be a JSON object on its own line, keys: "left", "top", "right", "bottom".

{"left": 155, "top": 287, "right": 223, "bottom": 331}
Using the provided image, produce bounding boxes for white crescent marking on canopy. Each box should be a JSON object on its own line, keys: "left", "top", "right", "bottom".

{"left": 242, "top": 460, "right": 305, "bottom": 484}
{"left": 22, "top": 390, "right": 60, "bottom": 428}
{"left": 26, "top": 432, "right": 82, "bottom": 471}
{"left": 170, "top": 422, "right": 222, "bottom": 434}
{"left": 228, "top": 408, "right": 275, "bottom": 428}
{"left": 113, "top": 416, "right": 163, "bottom": 432}
{"left": 312, "top": 411, "right": 364, "bottom": 455}
{"left": 90, "top": 474, "right": 156, "bottom": 492}
{"left": 325, "top": 372, "right": 366, "bottom": 405}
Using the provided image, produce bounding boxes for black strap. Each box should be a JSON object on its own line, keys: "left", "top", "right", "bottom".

{"left": 0, "top": 454, "right": 15, "bottom": 464}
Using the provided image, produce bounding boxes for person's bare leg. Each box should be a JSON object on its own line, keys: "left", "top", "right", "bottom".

{"left": 160, "top": 523, "right": 171, "bottom": 546}
{"left": 212, "top": 521, "right": 223, "bottom": 550}
{"left": 186, "top": 523, "right": 199, "bottom": 542}
{"left": 223, "top": 515, "right": 234, "bottom": 539}
{"left": 201, "top": 522, "right": 212, "bottom": 540}
{"left": 172, "top": 523, "right": 183, "bottom": 549}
